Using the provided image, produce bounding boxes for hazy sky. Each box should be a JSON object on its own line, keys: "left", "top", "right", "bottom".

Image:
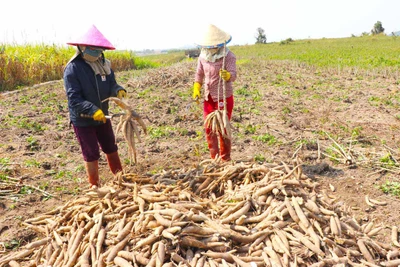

{"left": 1, "top": 0, "right": 398, "bottom": 51}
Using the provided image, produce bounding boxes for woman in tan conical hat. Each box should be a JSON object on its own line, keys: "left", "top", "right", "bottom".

{"left": 192, "top": 24, "right": 237, "bottom": 161}
{"left": 63, "top": 25, "right": 127, "bottom": 188}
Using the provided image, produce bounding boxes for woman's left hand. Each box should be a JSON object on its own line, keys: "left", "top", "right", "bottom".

{"left": 117, "top": 90, "right": 127, "bottom": 99}
{"left": 219, "top": 69, "right": 231, "bottom": 81}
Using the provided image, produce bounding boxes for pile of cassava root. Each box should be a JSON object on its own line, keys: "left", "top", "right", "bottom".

{"left": 1, "top": 158, "right": 400, "bottom": 267}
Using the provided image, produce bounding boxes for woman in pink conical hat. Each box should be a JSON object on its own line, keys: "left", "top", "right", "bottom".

{"left": 63, "top": 25, "right": 127, "bottom": 188}
{"left": 192, "top": 24, "right": 237, "bottom": 162}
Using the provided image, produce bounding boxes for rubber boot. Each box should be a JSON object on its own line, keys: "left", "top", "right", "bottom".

{"left": 106, "top": 151, "right": 123, "bottom": 174}
{"left": 85, "top": 160, "right": 100, "bottom": 188}
{"left": 206, "top": 130, "right": 219, "bottom": 159}
{"left": 219, "top": 136, "right": 232, "bottom": 161}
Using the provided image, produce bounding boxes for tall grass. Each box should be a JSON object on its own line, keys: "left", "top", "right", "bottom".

{"left": 0, "top": 44, "right": 66, "bottom": 91}
{"left": 0, "top": 44, "right": 142, "bottom": 92}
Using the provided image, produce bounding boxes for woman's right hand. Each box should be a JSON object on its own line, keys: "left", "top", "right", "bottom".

{"left": 93, "top": 109, "right": 106, "bottom": 123}
{"left": 193, "top": 82, "right": 202, "bottom": 100}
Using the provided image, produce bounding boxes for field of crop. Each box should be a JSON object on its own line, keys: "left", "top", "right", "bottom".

{"left": 0, "top": 44, "right": 147, "bottom": 92}
{"left": 1, "top": 35, "right": 400, "bottom": 266}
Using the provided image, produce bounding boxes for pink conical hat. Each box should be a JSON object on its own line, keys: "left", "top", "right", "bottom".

{"left": 67, "top": 25, "right": 115, "bottom": 50}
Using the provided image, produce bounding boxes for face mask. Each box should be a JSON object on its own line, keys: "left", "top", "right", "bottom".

{"left": 209, "top": 47, "right": 219, "bottom": 55}
{"left": 200, "top": 47, "right": 228, "bottom": 62}
{"left": 81, "top": 46, "right": 104, "bottom": 62}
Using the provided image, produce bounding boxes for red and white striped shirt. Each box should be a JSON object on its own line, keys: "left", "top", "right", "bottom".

{"left": 195, "top": 51, "right": 237, "bottom": 102}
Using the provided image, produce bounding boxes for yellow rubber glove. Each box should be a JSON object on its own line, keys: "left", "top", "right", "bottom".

{"left": 117, "top": 90, "right": 127, "bottom": 99}
{"left": 193, "top": 82, "right": 202, "bottom": 100}
{"left": 93, "top": 109, "right": 106, "bottom": 123}
{"left": 219, "top": 69, "right": 231, "bottom": 81}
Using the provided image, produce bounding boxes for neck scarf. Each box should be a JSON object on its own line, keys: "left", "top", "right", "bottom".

{"left": 85, "top": 58, "right": 111, "bottom": 76}
{"left": 65, "top": 47, "right": 111, "bottom": 75}
{"left": 199, "top": 47, "right": 229, "bottom": 62}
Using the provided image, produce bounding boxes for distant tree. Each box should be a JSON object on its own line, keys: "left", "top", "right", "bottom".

{"left": 280, "top": 38, "right": 294, "bottom": 45}
{"left": 361, "top": 32, "right": 369, "bottom": 36}
{"left": 255, "top": 28, "right": 267, "bottom": 44}
{"left": 391, "top": 31, "right": 400, "bottom": 37}
{"left": 371, "top": 21, "right": 385, "bottom": 35}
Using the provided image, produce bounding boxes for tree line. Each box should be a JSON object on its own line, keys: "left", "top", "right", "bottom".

{"left": 255, "top": 21, "right": 387, "bottom": 44}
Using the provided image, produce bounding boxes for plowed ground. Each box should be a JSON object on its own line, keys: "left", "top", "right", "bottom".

{"left": 0, "top": 59, "right": 399, "bottom": 252}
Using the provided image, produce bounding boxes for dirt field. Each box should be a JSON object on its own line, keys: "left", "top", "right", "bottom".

{"left": 1, "top": 58, "right": 400, "bottom": 257}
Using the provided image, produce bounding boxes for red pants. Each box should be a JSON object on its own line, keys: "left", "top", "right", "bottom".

{"left": 73, "top": 120, "right": 118, "bottom": 162}
{"left": 203, "top": 96, "right": 234, "bottom": 161}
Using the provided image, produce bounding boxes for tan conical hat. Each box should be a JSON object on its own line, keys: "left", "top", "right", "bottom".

{"left": 196, "top": 24, "right": 232, "bottom": 48}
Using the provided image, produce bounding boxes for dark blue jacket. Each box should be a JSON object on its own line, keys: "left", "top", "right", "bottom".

{"left": 63, "top": 56, "right": 124, "bottom": 127}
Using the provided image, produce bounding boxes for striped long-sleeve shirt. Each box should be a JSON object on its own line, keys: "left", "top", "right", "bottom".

{"left": 195, "top": 51, "right": 237, "bottom": 102}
